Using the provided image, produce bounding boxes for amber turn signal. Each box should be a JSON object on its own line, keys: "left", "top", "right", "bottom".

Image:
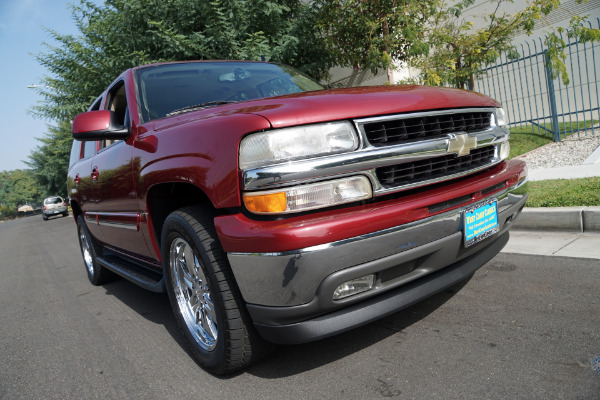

{"left": 244, "top": 192, "right": 287, "bottom": 213}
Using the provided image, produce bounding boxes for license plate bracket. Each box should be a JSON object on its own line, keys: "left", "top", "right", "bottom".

{"left": 463, "top": 199, "right": 499, "bottom": 247}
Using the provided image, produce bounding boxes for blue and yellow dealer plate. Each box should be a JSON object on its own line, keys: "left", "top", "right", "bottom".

{"left": 464, "top": 199, "right": 499, "bottom": 247}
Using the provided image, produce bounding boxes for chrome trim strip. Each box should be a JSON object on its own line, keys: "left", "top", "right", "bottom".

{"left": 231, "top": 187, "right": 515, "bottom": 259}
{"left": 243, "top": 128, "right": 508, "bottom": 191}
{"left": 352, "top": 107, "right": 499, "bottom": 126}
{"left": 243, "top": 138, "right": 448, "bottom": 189}
{"left": 98, "top": 220, "right": 139, "bottom": 231}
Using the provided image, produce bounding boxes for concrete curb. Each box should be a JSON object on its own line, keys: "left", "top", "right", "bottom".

{"left": 513, "top": 206, "right": 600, "bottom": 232}
{"left": 527, "top": 164, "right": 600, "bottom": 181}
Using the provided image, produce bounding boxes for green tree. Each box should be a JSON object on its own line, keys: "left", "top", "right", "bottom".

{"left": 31, "top": 0, "right": 333, "bottom": 122}
{"left": 315, "top": 0, "right": 600, "bottom": 87}
{"left": 0, "top": 169, "right": 44, "bottom": 218}
{"left": 413, "top": 0, "right": 600, "bottom": 88}
{"left": 25, "top": 121, "right": 73, "bottom": 197}
{"left": 29, "top": 0, "right": 334, "bottom": 195}
{"left": 314, "top": 0, "right": 434, "bottom": 84}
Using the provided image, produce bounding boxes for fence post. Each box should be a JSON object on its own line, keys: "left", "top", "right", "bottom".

{"left": 543, "top": 50, "right": 561, "bottom": 142}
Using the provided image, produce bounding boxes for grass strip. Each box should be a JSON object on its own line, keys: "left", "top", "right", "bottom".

{"left": 518, "top": 177, "right": 600, "bottom": 207}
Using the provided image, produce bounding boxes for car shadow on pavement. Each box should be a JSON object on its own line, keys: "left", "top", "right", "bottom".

{"left": 97, "top": 272, "right": 470, "bottom": 379}
{"left": 246, "top": 277, "right": 471, "bottom": 379}
{"left": 100, "top": 279, "right": 195, "bottom": 357}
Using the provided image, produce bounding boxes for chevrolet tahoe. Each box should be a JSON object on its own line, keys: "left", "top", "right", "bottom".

{"left": 67, "top": 60, "right": 528, "bottom": 374}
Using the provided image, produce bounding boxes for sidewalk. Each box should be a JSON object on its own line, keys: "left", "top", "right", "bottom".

{"left": 502, "top": 230, "right": 600, "bottom": 259}
{"left": 501, "top": 142, "right": 600, "bottom": 259}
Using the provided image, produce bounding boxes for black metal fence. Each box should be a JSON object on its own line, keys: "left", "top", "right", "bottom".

{"left": 473, "top": 18, "right": 600, "bottom": 141}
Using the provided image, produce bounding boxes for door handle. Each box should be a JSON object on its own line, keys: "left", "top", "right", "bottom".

{"left": 91, "top": 167, "right": 99, "bottom": 182}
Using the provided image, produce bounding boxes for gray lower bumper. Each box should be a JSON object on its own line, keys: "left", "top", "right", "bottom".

{"left": 252, "top": 231, "right": 509, "bottom": 345}
{"left": 227, "top": 186, "right": 527, "bottom": 343}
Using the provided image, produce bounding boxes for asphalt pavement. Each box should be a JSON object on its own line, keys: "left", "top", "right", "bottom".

{"left": 1, "top": 215, "right": 599, "bottom": 399}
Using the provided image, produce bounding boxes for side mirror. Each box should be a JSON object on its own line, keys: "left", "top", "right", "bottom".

{"left": 72, "top": 110, "right": 130, "bottom": 141}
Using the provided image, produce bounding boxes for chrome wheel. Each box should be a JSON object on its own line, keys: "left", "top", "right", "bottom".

{"left": 162, "top": 207, "right": 270, "bottom": 374}
{"left": 170, "top": 237, "right": 218, "bottom": 351}
{"left": 77, "top": 215, "right": 114, "bottom": 286}
{"left": 79, "top": 225, "right": 94, "bottom": 277}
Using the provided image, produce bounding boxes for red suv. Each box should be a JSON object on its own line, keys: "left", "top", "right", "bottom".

{"left": 68, "top": 61, "right": 527, "bottom": 374}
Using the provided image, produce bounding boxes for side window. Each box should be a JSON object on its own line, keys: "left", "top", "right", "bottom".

{"left": 82, "top": 140, "right": 96, "bottom": 159}
{"left": 100, "top": 81, "right": 128, "bottom": 150}
{"left": 107, "top": 82, "right": 128, "bottom": 125}
{"left": 68, "top": 140, "right": 81, "bottom": 168}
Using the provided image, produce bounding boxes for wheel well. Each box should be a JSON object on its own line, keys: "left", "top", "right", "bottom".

{"left": 70, "top": 200, "right": 83, "bottom": 219}
{"left": 147, "top": 182, "right": 214, "bottom": 247}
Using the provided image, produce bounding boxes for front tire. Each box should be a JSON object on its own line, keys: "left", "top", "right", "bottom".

{"left": 161, "top": 206, "right": 270, "bottom": 375}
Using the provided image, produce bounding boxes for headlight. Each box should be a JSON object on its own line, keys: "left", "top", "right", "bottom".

{"left": 495, "top": 108, "right": 507, "bottom": 127}
{"left": 239, "top": 121, "right": 358, "bottom": 169}
{"left": 243, "top": 176, "right": 372, "bottom": 214}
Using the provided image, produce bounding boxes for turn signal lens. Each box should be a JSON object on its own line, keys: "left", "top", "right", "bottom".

{"left": 244, "top": 192, "right": 287, "bottom": 214}
{"left": 243, "top": 176, "right": 372, "bottom": 214}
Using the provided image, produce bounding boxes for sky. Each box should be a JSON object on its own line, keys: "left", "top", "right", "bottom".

{"left": 0, "top": 0, "right": 93, "bottom": 172}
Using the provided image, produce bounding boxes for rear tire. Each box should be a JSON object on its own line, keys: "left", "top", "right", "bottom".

{"left": 161, "top": 206, "right": 271, "bottom": 375}
{"left": 76, "top": 215, "right": 115, "bottom": 285}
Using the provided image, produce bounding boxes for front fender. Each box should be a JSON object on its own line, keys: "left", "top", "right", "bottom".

{"left": 134, "top": 113, "right": 272, "bottom": 209}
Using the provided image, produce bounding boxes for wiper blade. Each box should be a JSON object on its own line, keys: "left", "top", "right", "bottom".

{"left": 166, "top": 101, "right": 237, "bottom": 117}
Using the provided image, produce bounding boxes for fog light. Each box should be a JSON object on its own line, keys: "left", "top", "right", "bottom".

{"left": 333, "top": 274, "right": 375, "bottom": 300}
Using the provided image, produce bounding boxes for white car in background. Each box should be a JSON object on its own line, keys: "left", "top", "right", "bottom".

{"left": 42, "top": 196, "right": 68, "bottom": 220}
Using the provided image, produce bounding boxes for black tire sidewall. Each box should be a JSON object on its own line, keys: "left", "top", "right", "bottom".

{"left": 161, "top": 211, "right": 228, "bottom": 372}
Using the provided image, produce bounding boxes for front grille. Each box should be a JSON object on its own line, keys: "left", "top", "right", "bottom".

{"left": 364, "top": 111, "right": 492, "bottom": 146}
{"left": 376, "top": 145, "right": 496, "bottom": 187}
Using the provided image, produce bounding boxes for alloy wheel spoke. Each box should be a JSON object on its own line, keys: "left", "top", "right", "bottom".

{"left": 201, "top": 295, "right": 218, "bottom": 340}
{"left": 170, "top": 236, "right": 218, "bottom": 351}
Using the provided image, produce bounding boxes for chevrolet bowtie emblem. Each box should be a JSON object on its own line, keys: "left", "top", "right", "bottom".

{"left": 447, "top": 133, "right": 477, "bottom": 156}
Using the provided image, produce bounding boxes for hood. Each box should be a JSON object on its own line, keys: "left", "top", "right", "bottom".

{"left": 152, "top": 85, "right": 501, "bottom": 131}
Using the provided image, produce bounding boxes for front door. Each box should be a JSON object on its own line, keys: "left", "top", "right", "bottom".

{"left": 86, "top": 80, "right": 154, "bottom": 259}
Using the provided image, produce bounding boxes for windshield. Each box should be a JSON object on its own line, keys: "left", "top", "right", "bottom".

{"left": 136, "top": 62, "right": 324, "bottom": 123}
{"left": 45, "top": 197, "right": 62, "bottom": 205}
